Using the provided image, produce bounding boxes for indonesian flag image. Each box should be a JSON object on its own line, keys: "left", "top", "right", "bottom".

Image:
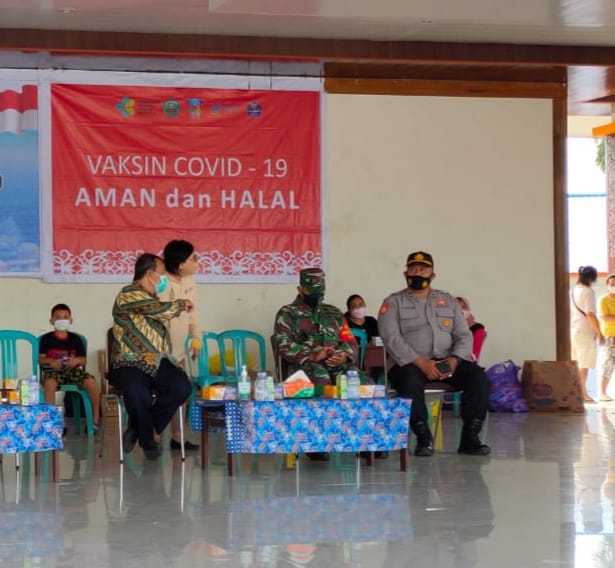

{"left": 0, "top": 84, "right": 37, "bottom": 134}
{"left": 338, "top": 320, "right": 356, "bottom": 343}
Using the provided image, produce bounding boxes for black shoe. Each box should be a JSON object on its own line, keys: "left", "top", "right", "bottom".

{"left": 415, "top": 444, "right": 434, "bottom": 457}
{"left": 375, "top": 451, "right": 389, "bottom": 460}
{"left": 412, "top": 421, "right": 434, "bottom": 457}
{"left": 143, "top": 442, "right": 161, "bottom": 460}
{"left": 458, "top": 439, "right": 491, "bottom": 456}
{"left": 307, "top": 452, "right": 330, "bottom": 462}
{"left": 170, "top": 439, "right": 200, "bottom": 451}
{"left": 458, "top": 419, "right": 491, "bottom": 456}
{"left": 122, "top": 426, "right": 138, "bottom": 454}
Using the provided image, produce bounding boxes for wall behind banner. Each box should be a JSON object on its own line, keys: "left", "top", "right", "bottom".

{"left": 0, "top": 94, "right": 554, "bottom": 378}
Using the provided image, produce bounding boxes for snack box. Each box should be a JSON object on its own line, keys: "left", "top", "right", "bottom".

{"left": 202, "top": 385, "right": 237, "bottom": 401}
{"left": 274, "top": 384, "right": 284, "bottom": 400}
{"left": 323, "top": 385, "right": 338, "bottom": 399}
{"left": 4, "top": 378, "right": 18, "bottom": 390}
{"left": 7, "top": 390, "right": 20, "bottom": 404}
{"left": 359, "top": 385, "right": 386, "bottom": 398}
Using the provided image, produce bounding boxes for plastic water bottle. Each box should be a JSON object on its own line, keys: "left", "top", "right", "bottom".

{"left": 255, "top": 372, "right": 268, "bottom": 401}
{"left": 238, "top": 364, "right": 251, "bottom": 401}
{"left": 347, "top": 370, "right": 361, "bottom": 399}
{"left": 28, "top": 374, "right": 40, "bottom": 405}
{"left": 266, "top": 375, "right": 275, "bottom": 401}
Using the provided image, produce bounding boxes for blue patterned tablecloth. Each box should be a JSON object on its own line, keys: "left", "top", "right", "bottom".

{"left": 0, "top": 404, "right": 63, "bottom": 453}
{"left": 193, "top": 398, "right": 411, "bottom": 454}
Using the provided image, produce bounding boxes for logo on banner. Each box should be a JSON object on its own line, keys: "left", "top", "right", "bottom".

{"left": 116, "top": 96, "right": 136, "bottom": 117}
{"left": 246, "top": 101, "right": 262, "bottom": 118}
{"left": 187, "top": 98, "right": 203, "bottom": 119}
{"left": 115, "top": 96, "right": 155, "bottom": 117}
{"left": 210, "top": 103, "right": 239, "bottom": 115}
{"left": 162, "top": 99, "right": 181, "bottom": 118}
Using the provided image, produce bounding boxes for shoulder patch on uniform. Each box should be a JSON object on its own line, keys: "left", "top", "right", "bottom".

{"left": 379, "top": 302, "right": 389, "bottom": 315}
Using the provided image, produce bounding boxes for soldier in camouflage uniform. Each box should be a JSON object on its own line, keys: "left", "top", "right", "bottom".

{"left": 273, "top": 268, "right": 360, "bottom": 385}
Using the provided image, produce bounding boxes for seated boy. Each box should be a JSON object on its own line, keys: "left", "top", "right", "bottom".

{"left": 38, "top": 303, "right": 100, "bottom": 430}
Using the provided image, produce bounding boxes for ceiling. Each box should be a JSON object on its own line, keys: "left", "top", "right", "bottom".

{"left": 2, "top": 0, "right": 615, "bottom": 115}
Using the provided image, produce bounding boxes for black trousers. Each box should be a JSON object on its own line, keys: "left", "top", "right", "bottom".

{"left": 110, "top": 359, "right": 191, "bottom": 449}
{"left": 389, "top": 360, "right": 490, "bottom": 425}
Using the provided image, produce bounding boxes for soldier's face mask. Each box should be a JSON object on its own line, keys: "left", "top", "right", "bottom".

{"left": 302, "top": 292, "right": 323, "bottom": 308}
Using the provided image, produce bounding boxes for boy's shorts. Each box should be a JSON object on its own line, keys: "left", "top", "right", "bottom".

{"left": 42, "top": 368, "right": 93, "bottom": 387}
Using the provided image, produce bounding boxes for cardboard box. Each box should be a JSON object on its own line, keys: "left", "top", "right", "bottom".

{"left": 360, "top": 385, "right": 386, "bottom": 398}
{"left": 4, "top": 379, "right": 18, "bottom": 390}
{"left": 203, "top": 385, "right": 237, "bottom": 401}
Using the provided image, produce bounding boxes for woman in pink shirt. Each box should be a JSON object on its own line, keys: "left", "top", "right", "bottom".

{"left": 456, "top": 297, "right": 486, "bottom": 363}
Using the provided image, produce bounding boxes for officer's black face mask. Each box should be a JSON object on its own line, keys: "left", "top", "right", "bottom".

{"left": 406, "top": 275, "right": 431, "bottom": 291}
{"left": 302, "top": 292, "right": 323, "bottom": 308}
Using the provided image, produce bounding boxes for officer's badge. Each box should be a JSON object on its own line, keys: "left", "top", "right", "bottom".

{"left": 442, "top": 319, "right": 451, "bottom": 327}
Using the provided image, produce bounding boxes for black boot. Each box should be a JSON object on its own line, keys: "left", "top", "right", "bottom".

{"left": 458, "top": 419, "right": 491, "bottom": 456}
{"left": 412, "top": 421, "right": 434, "bottom": 457}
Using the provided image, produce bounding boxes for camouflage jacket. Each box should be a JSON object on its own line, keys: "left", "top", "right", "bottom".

{"left": 273, "top": 295, "right": 358, "bottom": 365}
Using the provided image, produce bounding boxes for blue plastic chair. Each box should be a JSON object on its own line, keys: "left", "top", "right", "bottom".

{"left": 0, "top": 330, "right": 40, "bottom": 470}
{"left": 217, "top": 330, "right": 267, "bottom": 380}
{"left": 350, "top": 328, "right": 368, "bottom": 369}
{"left": 0, "top": 329, "right": 39, "bottom": 380}
{"left": 38, "top": 333, "right": 95, "bottom": 437}
{"left": 186, "top": 331, "right": 227, "bottom": 389}
{"left": 185, "top": 332, "right": 225, "bottom": 425}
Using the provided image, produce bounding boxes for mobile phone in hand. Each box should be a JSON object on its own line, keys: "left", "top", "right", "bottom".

{"left": 435, "top": 359, "right": 452, "bottom": 375}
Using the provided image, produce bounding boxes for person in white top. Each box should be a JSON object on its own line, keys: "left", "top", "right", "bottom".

{"left": 571, "top": 265, "right": 605, "bottom": 402}
{"left": 161, "top": 239, "right": 203, "bottom": 450}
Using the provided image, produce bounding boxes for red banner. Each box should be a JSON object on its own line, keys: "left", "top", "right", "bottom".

{"left": 50, "top": 83, "right": 321, "bottom": 281}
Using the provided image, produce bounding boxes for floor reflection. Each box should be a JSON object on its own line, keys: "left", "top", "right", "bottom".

{"left": 0, "top": 408, "right": 614, "bottom": 566}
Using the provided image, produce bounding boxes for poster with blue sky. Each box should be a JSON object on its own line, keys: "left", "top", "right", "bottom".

{"left": 0, "top": 80, "right": 40, "bottom": 275}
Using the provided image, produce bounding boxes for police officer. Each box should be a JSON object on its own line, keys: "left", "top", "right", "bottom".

{"left": 273, "top": 267, "right": 359, "bottom": 385}
{"left": 378, "top": 251, "right": 490, "bottom": 456}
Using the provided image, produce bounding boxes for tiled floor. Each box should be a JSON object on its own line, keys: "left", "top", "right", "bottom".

{"left": 0, "top": 406, "right": 614, "bottom": 567}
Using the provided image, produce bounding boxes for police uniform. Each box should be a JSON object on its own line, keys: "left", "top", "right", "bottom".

{"left": 378, "top": 251, "right": 490, "bottom": 456}
{"left": 273, "top": 268, "right": 359, "bottom": 385}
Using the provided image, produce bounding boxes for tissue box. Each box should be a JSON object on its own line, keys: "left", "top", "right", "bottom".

{"left": 283, "top": 370, "right": 314, "bottom": 398}
{"left": 4, "top": 378, "right": 18, "bottom": 390}
{"left": 360, "top": 385, "right": 386, "bottom": 398}
{"left": 202, "top": 385, "right": 237, "bottom": 400}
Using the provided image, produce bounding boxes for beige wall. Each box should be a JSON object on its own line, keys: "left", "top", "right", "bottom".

{"left": 0, "top": 93, "right": 556, "bottom": 377}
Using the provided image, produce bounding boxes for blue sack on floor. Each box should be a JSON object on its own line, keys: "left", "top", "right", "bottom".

{"left": 486, "top": 360, "right": 529, "bottom": 413}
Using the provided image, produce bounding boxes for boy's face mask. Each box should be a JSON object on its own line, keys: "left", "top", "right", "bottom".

{"left": 54, "top": 319, "right": 71, "bottom": 331}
